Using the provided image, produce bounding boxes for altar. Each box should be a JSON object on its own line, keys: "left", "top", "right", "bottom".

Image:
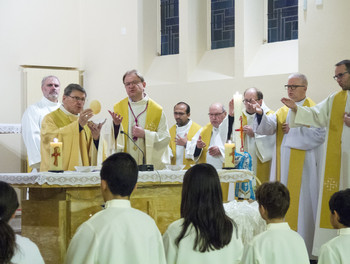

{"left": 0, "top": 169, "right": 255, "bottom": 264}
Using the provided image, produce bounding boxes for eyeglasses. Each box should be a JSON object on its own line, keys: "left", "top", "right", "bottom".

{"left": 174, "top": 112, "right": 186, "bottom": 116}
{"left": 208, "top": 112, "right": 224, "bottom": 118}
{"left": 124, "top": 80, "right": 142, "bottom": 87}
{"left": 242, "top": 99, "right": 258, "bottom": 103}
{"left": 333, "top": 72, "right": 349, "bottom": 81}
{"left": 284, "top": 85, "right": 305, "bottom": 90}
{"left": 68, "top": 95, "right": 86, "bottom": 102}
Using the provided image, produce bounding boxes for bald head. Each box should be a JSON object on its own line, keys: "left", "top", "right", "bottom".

{"left": 208, "top": 103, "right": 226, "bottom": 128}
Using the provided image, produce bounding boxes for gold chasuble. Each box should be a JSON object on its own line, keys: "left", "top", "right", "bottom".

{"left": 113, "top": 97, "right": 162, "bottom": 152}
{"left": 320, "top": 90, "right": 348, "bottom": 228}
{"left": 169, "top": 122, "right": 201, "bottom": 169}
{"left": 40, "top": 108, "right": 98, "bottom": 171}
{"left": 276, "top": 98, "right": 315, "bottom": 231}
{"left": 197, "top": 123, "right": 214, "bottom": 164}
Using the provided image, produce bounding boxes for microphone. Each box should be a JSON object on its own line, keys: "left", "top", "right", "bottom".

{"left": 120, "top": 130, "right": 154, "bottom": 171}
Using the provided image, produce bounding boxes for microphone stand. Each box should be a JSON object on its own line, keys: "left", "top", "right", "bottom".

{"left": 120, "top": 131, "right": 154, "bottom": 171}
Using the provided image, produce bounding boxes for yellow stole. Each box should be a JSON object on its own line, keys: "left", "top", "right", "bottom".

{"left": 243, "top": 110, "right": 274, "bottom": 184}
{"left": 197, "top": 123, "right": 213, "bottom": 164}
{"left": 320, "top": 90, "right": 348, "bottom": 228}
{"left": 114, "top": 97, "right": 162, "bottom": 152}
{"left": 169, "top": 122, "right": 201, "bottom": 169}
{"left": 50, "top": 109, "right": 92, "bottom": 170}
{"left": 277, "top": 98, "right": 315, "bottom": 231}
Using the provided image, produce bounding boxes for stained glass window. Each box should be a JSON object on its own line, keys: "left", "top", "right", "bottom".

{"left": 268, "top": 0, "right": 298, "bottom": 43}
{"left": 160, "top": 0, "right": 179, "bottom": 55}
{"left": 211, "top": 0, "right": 235, "bottom": 49}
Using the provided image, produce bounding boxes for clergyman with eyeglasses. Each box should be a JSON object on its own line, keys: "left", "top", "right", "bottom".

{"left": 188, "top": 102, "right": 233, "bottom": 169}
{"left": 108, "top": 69, "right": 170, "bottom": 170}
{"left": 168, "top": 102, "right": 202, "bottom": 169}
{"left": 282, "top": 60, "right": 350, "bottom": 257}
{"left": 246, "top": 73, "right": 326, "bottom": 259}
{"left": 40, "top": 83, "right": 105, "bottom": 171}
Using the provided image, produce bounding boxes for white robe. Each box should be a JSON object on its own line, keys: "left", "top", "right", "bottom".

{"left": 243, "top": 102, "right": 275, "bottom": 177}
{"left": 169, "top": 120, "right": 198, "bottom": 164}
{"left": 289, "top": 91, "right": 350, "bottom": 256}
{"left": 11, "top": 234, "right": 45, "bottom": 264}
{"left": 163, "top": 218, "right": 243, "bottom": 264}
{"left": 106, "top": 94, "right": 170, "bottom": 170}
{"left": 318, "top": 228, "right": 350, "bottom": 264}
{"left": 254, "top": 98, "right": 326, "bottom": 257}
{"left": 187, "top": 116, "right": 230, "bottom": 169}
{"left": 21, "top": 97, "right": 60, "bottom": 168}
{"left": 241, "top": 222, "right": 310, "bottom": 264}
{"left": 66, "top": 199, "right": 166, "bottom": 264}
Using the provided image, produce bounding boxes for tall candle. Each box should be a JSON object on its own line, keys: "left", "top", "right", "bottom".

{"left": 224, "top": 142, "right": 235, "bottom": 168}
{"left": 49, "top": 138, "right": 63, "bottom": 171}
{"left": 233, "top": 92, "right": 244, "bottom": 153}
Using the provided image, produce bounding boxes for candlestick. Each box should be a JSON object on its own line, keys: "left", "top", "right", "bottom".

{"left": 224, "top": 142, "right": 235, "bottom": 168}
{"left": 49, "top": 138, "right": 63, "bottom": 172}
{"left": 233, "top": 92, "right": 244, "bottom": 153}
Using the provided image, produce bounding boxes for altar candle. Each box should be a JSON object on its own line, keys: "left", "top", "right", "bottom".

{"left": 233, "top": 92, "right": 243, "bottom": 153}
{"left": 224, "top": 142, "right": 235, "bottom": 168}
{"left": 49, "top": 138, "right": 63, "bottom": 171}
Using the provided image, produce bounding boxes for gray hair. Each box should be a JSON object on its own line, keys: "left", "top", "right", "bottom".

{"left": 288, "top": 73, "right": 308, "bottom": 86}
{"left": 41, "top": 75, "right": 60, "bottom": 87}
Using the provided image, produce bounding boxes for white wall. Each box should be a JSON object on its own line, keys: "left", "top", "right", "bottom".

{"left": 0, "top": 0, "right": 349, "bottom": 172}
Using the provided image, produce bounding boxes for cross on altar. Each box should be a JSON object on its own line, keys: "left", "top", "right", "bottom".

{"left": 234, "top": 116, "right": 244, "bottom": 152}
{"left": 51, "top": 146, "right": 61, "bottom": 167}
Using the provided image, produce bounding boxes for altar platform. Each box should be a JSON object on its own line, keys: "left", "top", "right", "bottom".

{"left": 0, "top": 169, "right": 255, "bottom": 264}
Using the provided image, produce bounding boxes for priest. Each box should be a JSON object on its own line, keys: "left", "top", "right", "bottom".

{"left": 241, "top": 87, "right": 275, "bottom": 183}
{"left": 40, "top": 84, "right": 105, "bottom": 171}
{"left": 22, "top": 76, "right": 61, "bottom": 171}
{"left": 281, "top": 60, "right": 350, "bottom": 256}
{"left": 168, "top": 102, "right": 201, "bottom": 169}
{"left": 108, "top": 69, "right": 170, "bottom": 170}
{"left": 248, "top": 73, "right": 326, "bottom": 258}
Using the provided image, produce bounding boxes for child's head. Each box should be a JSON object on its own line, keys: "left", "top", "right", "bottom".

{"left": 100, "top": 152, "right": 138, "bottom": 199}
{"left": 255, "top": 181, "right": 290, "bottom": 220}
{"left": 329, "top": 188, "right": 350, "bottom": 228}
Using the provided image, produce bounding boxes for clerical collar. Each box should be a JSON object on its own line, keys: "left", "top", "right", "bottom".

{"left": 295, "top": 97, "right": 307, "bottom": 106}
{"left": 129, "top": 93, "right": 148, "bottom": 104}
{"left": 42, "top": 96, "right": 60, "bottom": 106}
{"left": 60, "top": 104, "right": 78, "bottom": 116}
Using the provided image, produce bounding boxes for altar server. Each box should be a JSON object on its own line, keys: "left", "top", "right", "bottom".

{"left": 66, "top": 153, "right": 166, "bottom": 264}
{"left": 0, "top": 181, "right": 44, "bottom": 264}
{"left": 241, "top": 182, "right": 309, "bottom": 264}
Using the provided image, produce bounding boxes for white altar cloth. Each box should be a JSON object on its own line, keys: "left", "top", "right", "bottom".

{"left": 0, "top": 123, "right": 21, "bottom": 134}
{"left": 0, "top": 169, "right": 254, "bottom": 186}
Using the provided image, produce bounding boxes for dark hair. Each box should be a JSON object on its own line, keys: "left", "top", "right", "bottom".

{"left": 100, "top": 153, "right": 138, "bottom": 197}
{"left": 244, "top": 87, "right": 263, "bottom": 100}
{"left": 63, "top": 83, "right": 86, "bottom": 96}
{"left": 256, "top": 181, "right": 290, "bottom": 219}
{"left": 329, "top": 188, "right": 350, "bottom": 227}
{"left": 0, "top": 181, "right": 19, "bottom": 263}
{"left": 174, "top": 102, "right": 190, "bottom": 114}
{"left": 335, "top": 60, "right": 350, "bottom": 72}
{"left": 175, "top": 163, "right": 236, "bottom": 252}
{"left": 122, "top": 69, "right": 145, "bottom": 83}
